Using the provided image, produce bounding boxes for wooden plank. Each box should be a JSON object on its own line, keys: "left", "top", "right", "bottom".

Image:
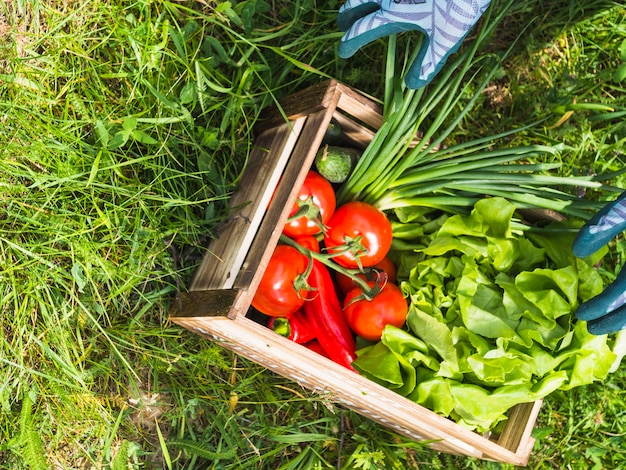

{"left": 171, "top": 313, "right": 534, "bottom": 466}
{"left": 331, "top": 111, "right": 376, "bottom": 149}
{"left": 254, "top": 80, "right": 343, "bottom": 133}
{"left": 331, "top": 88, "right": 422, "bottom": 150}
{"left": 496, "top": 399, "right": 542, "bottom": 465}
{"left": 190, "top": 118, "right": 305, "bottom": 291}
{"left": 255, "top": 80, "right": 384, "bottom": 135}
{"left": 335, "top": 81, "right": 383, "bottom": 129}
{"left": 169, "top": 290, "right": 239, "bottom": 319}
{"left": 170, "top": 314, "right": 478, "bottom": 458}
{"left": 232, "top": 107, "right": 339, "bottom": 317}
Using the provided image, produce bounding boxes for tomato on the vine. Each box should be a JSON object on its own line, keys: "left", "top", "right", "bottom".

{"left": 252, "top": 245, "right": 311, "bottom": 317}
{"left": 324, "top": 201, "right": 392, "bottom": 268}
{"left": 343, "top": 282, "right": 408, "bottom": 342}
{"left": 293, "top": 235, "right": 320, "bottom": 253}
{"left": 283, "top": 171, "right": 336, "bottom": 238}
{"left": 335, "top": 256, "right": 397, "bottom": 295}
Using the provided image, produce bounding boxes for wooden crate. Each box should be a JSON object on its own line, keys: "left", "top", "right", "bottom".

{"left": 169, "top": 79, "right": 541, "bottom": 466}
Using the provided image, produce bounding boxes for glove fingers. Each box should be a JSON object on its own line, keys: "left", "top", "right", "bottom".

{"left": 586, "top": 302, "right": 626, "bottom": 335}
{"left": 337, "top": 0, "right": 381, "bottom": 32}
{"left": 405, "top": 1, "right": 491, "bottom": 88}
{"left": 405, "top": 24, "right": 463, "bottom": 89}
{"left": 337, "top": 0, "right": 491, "bottom": 88}
{"left": 576, "top": 264, "right": 626, "bottom": 321}
{"left": 338, "top": 14, "right": 422, "bottom": 59}
{"left": 573, "top": 190, "right": 626, "bottom": 258}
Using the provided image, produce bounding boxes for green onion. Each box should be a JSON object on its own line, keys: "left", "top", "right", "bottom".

{"left": 337, "top": 0, "right": 620, "bottom": 220}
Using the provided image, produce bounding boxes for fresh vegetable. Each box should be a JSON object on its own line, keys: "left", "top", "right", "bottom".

{"left": 352, "top": 198, "right": 626, "bottom": 431}
{"left": 302, "top": 259, "right": 357, "bottom": 371}
{"left": 343, "top": 281, "right": 408, "bottom": 342}
{"left": 335, "top": 12, "right": 620, "bottom": 219}
{"left": 293, "top": 235, "right": 320, "bottom": 253}
{"left": 324, "top": 201, "right": 393, "bottom": 269}
{"left": 283, "top": 170, "right": 336, "bottom": 238}
{"left": 322, "top": 119, "right": 344, "bottom": 146}
{"left": 335, "top": 256, "right": 397, "bottom": 295}
{"left": 304, "top": 339, "right": 330, "bottom": 359}
{"left": 315, "top": 145, "right": 361, "bottom": 183}
{"left": 251, "top": 245, "right": 312, "bottom": 317}
{"left": 269, "top": 310, "right": 316, "bottom": 344}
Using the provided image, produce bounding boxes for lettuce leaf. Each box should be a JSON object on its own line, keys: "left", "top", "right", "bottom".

{"left": 354, "top": 197, "right": 623, "bottom": 432}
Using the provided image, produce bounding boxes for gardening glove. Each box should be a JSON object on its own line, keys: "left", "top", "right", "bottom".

{"left": 337, "top": 0, "right": 492, "bottom": 89}
{"left": 573, "top": 190, "right": 626, "bottom": 335}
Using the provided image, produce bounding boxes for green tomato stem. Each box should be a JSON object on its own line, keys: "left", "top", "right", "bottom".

{"left": 279, "top": 234, "right": 379, "bottom": 299}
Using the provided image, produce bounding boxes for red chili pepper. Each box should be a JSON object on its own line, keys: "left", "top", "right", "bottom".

{"left": 268, "top": 310, "right": 316, "bottom": 344}
{"left": 302, "top": 259, "right": 357, "bottom": 371}
{"left": 303, "top": 339, "right": 330, "bottom": 358}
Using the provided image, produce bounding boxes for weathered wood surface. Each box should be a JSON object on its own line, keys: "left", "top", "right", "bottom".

{"left": 171, "top": 307, "right": 538, "bottom": 466}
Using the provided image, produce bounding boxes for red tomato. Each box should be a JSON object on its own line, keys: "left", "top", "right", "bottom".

{"left": 293, "top": 235, "right": 320, "bottom": 253}
{"left": 283, "top": 171, "right": 336, "bottom": 238}
{"left": 335, "top": 256, "right": 397, "bottom": 295}
{"left": 324, "top": 201, "right": 392, "bottom": 268}
{"left": 343, "top": 282, "right": 408, "bottom": 342}
{"left": 252, "top": 245, "right": 311, "bottom": 317}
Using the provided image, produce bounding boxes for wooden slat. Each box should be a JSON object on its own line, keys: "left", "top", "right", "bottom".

{"left": 171, "top": 313, "right": 534, "bottom": 466}
{"left": 255, "top": 80, "right": 384, "bottom": 135}
{"left": 331, "top": 85, "right": 422, "bottom": 150}
{"left": 254, "top": 80, "right": 343, "bottom": 133}
{"left": 169, "top": 290, "right": 239, "bottom": 319}
{"left": 232, "top": 107, "right": 339, "bottom": 317}
{"left": 334, "top": 81, "right": 383, "bottom": 129}
{"left": 190, "top": 118, "right": 305, "bottom": 291}
{"left": 331, "top": 111, "right": 376, "bottom": 149}
{"left": 496, "top": 399, "right": 543, "bottom": 465}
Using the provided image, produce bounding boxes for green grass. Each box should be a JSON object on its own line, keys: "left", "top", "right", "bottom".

{"left": 1, "top": 0, "right": 625, "bottom": 468}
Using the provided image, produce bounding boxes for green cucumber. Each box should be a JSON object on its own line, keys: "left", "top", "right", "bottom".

{"left": 314, "top": 145, "right": 361, "bottom": 183}
{"left": 322, "top": 119, "right": 343, "bottom": 145}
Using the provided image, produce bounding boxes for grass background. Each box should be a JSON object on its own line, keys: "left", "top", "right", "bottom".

{"left": 1, "top": 0, "right": 626, "bottom": 468}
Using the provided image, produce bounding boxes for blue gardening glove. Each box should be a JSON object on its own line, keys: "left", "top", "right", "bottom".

{"left": 573, "top": 191, "right": 626, "bottom": 335}
{"left": 337, "top": 0, "right": 492, "bottom": 89}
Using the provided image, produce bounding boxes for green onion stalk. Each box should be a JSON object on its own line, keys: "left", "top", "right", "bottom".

{"left": 336, "top": 0, "right": 622, "bottom": 220}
